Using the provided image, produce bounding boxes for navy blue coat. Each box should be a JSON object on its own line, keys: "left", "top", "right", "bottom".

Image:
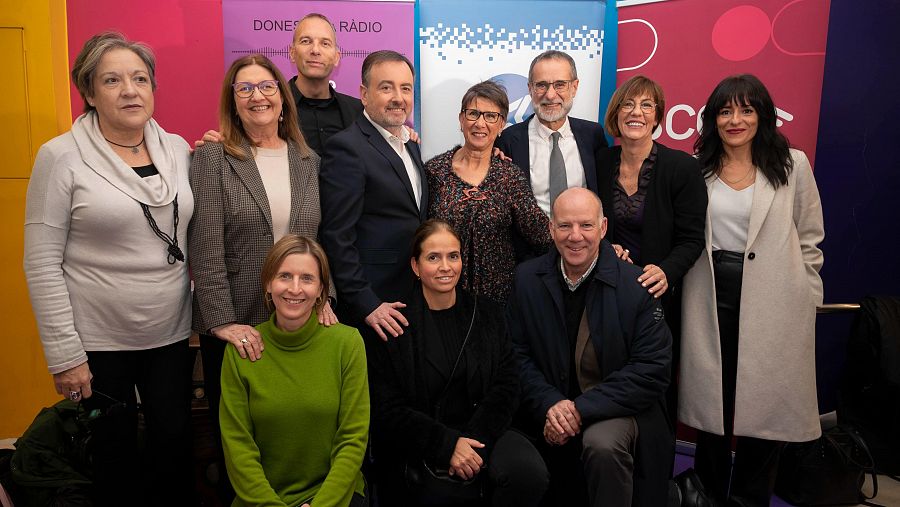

{"left": 319, "top": 115, "right": 428, "bottom": 323}
{"left": 507, "top": 240, "right": 673, "bottom": 507}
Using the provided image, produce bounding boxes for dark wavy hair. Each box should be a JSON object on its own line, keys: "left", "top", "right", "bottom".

{"left": 694, "top": 74, "right": 793, "bottom": 188}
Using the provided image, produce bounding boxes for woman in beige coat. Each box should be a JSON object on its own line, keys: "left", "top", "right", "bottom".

{"left": 680, "top": 74, "right": 824, "bottom": 506}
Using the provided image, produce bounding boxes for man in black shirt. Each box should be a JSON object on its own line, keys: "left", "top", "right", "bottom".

{"left": 287, "top": 13, "right": 362, "bottom": 155}
{"left": 507, "top": 188, "right": 673, "bottom": 507}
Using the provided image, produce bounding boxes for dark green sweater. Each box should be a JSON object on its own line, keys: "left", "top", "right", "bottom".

{"left": 220, "top": 312, "right": 369, "bottom": 506}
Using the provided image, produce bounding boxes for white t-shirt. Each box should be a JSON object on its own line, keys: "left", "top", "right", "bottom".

{"left": 710, "top": 177, "right": 754, "bottom": 252}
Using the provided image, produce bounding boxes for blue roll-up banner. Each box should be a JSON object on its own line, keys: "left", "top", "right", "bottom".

{"left": 418, "top": 0, "right": 613, "bottom": 160}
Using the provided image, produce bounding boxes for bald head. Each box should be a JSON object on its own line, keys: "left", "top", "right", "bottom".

{"left": 551, "top": 188, "right": 604, "bottom": 221}
{"left": 550, "top": 188, "right": 607, "bottom": 278}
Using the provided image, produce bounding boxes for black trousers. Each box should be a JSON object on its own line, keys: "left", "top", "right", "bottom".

{"left": 377, "top": 429, "right": 549, "bottom": 507}
{"left": 694, "top": 250, "right": 784, "bottom": 507}
{"left": 84, "top": 339, "right": 193, "bottom": 507}
{"left": 199, "top": 333, "right": 236, "bottom": 503}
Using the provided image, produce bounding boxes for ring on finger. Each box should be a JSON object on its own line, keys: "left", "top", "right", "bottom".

{"left": 240, "top": 338, "right": 249, "bottom": 344}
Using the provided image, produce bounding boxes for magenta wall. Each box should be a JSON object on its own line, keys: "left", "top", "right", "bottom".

{"left": 67, "top": 0, "right": 224, "bottom": 144}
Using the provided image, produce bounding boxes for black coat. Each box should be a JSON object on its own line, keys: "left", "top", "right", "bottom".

{"left": 319, "top": 115, "right": 428, "bottom": 323}
{"left": 369, "top": 287, "right": 520, "bottom": 467}
{"left": 506, "top": 241, "right": 673, "bottom": 507}
{"left": 595, "top": 142, "right": 707, "bottom": 288}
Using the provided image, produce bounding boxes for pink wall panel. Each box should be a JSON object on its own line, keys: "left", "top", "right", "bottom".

{"left": 67, "top": 0, "right": 223, "bottom": 144}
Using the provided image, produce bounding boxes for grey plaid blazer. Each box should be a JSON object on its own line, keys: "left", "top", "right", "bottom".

{"left": 188, "top": 139, "right": 321, "bottom": 333}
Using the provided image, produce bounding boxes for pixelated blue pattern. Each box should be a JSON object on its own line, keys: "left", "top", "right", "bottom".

{"left": 421, "top": 22, "right": 604, "bottom": 65}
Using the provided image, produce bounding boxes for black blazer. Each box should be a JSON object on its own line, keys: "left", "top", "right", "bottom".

{"left": 595, "top": 142, "right": 707, "bottom": 289}
{"left": 506, "top": 241, "right": 673, "bottom": 507}
{"left": 496, "top": 114, "right": 608, "bottom": 193}
{"left": 369, "top": 287, "right": 519, "bottom": 466}
{"left": 319, "top": 115, "right": 429, "bottom": 322}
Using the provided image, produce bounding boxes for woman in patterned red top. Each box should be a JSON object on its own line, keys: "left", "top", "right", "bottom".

{"left": 426, "top": 81, "right": 551, "bottom": 303}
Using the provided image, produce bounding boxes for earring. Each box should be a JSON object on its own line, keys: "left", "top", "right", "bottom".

{"left": 279, "top": 111, "right": 284, "bottom": 123}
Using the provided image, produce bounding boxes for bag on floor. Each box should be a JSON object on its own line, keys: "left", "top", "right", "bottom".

{"left": 9, "top": 400, "right": 94, "bottom": 506}
{"left": 838, "top": 295, "right": 900, "bottom": 476}
{"left": 775, "top": 424, "right": 879, "bottom": 506}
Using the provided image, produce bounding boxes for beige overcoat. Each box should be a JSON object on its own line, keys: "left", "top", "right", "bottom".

{"left": 679, "top": 149, "right": 824, "bottom": 442}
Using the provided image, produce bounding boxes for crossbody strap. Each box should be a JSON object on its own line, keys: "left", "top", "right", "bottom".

{"left": 433, "top": 297, "right": 478, "bottom": 415}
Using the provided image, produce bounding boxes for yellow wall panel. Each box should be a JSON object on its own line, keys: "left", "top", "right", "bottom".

{"left": 0, "top": 28, "right": 33, "bottom": 178}
{"left": 0, "top": 180, "right": 57, "bottom": 429}
{"left": 0, "top": 0, "right": 70, "bottom": 437}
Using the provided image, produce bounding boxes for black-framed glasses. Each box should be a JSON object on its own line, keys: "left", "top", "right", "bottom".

{"left": 530, "top": 79, "right": 574, "bottom": 94}
{"left": 620, "top": 100, "right": 657, "bottom": 114}
{"left": 232, "top": 80, "right": 280, "bottom": 98}
{"left": 462, "top": 108, "right": 502, "bottom": 124}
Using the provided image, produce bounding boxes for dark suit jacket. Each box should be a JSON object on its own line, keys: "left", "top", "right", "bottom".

{"left": 189, "top": 140, "right": 321, "bottom": 332}
{"left": 506, "top": 241, "right": 673, "bottom": 507}
{"left": 319, "top": 115, "right": 428, "bottom": 322}
{"left": 368, "top": 286, "right": 519, "bottom": 501}
{"left": 495, "top": 114, "right": 608, "bottom": 194}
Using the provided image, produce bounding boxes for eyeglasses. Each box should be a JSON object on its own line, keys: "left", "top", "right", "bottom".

{"left": 620, "top": 100, "right": 657, "bottom": 114}
{"left": 530, "top": 80, "right": 574, "bottom": 94}
{"left": 233, "top": 80, "right": 280, "bottom": 98}
{"left": 462, "top": 108, "right": 503, "bottom": 124}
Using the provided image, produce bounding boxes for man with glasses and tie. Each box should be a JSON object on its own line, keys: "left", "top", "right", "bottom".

{"left": 497, "top": 51, "right": 608, "bottom": 216}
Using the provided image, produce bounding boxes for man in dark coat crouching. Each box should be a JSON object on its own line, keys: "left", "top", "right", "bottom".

{"left": 507, "top": 187, "right": 673, "bottom": 507}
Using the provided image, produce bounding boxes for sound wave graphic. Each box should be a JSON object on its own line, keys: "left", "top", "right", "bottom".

{"left": 231, "top": 46, "right": 404, "bottom": 60}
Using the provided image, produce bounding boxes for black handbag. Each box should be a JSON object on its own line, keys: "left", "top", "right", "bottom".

{"left": 404, "top": 299, "right": 483, "bottom": 506}
{"left": 775, "top": 424, "right": 880, "bottom": 506}
{"left": 673, "top": 468, "right": 720, "bottom": 507}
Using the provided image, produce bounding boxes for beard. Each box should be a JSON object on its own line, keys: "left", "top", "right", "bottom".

{"left": 533, "top": 95, "right": 574, "bottom": 123}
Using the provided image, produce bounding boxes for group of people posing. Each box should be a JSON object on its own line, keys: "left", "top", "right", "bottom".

{"left": 23, "top": 11, "right": 824, "bottom": 507}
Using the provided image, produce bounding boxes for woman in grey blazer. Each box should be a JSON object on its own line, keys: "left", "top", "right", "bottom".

{"left": 680, "top": 74, "right": 824, "bottom": 505}
{"left": 188, "top": 53, "right": 335, "bottom": 501}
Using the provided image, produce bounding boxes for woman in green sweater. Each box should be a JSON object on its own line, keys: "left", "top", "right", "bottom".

{"left": 220, "top": 235, "right": 369, "bottom": 507}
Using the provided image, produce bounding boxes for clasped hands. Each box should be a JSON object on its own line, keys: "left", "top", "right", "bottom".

{"left": 448, "top": 437, "right": 485, "bottom": 480}
{"left": 544, "top": 399, "right": 582, "bottom": 446}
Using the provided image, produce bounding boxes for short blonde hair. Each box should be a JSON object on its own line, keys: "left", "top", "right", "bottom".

{"left": 261, "top": 235, "right": 331, "bottom": 314}
{"left": 604, "top": 75, "right": 665, "bottom": 138}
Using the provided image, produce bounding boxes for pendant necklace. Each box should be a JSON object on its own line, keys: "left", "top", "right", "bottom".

{"left": 104, "top": 135, "right": 145, "bottom": 154}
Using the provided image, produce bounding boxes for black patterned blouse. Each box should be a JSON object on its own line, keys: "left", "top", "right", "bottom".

{"left": 612, "top": 142, "right": 658, "bottom": 266}
{"left": 426, "top": 147, "right": 551, "bottom": 303}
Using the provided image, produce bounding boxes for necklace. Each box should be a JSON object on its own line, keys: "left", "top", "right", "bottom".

{"left": 140, "top": 195, "right": 184, "bottom": 264}
{"left": 104, "top": 135, "right": 144, "bottom": 154}
{"left": 720, "top": 165, "right": 755, "bottom": 185}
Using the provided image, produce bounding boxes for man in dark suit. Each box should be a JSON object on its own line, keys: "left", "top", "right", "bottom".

{"left": 507, "top": 188, "right": 673, "bottom": 507}
{"left": 319, "top": 50, "right": 427, "bottom": 341}
{"left": 496, "top": 51, "right": 608, "bottom": 214}
{"left": 287, "top": 13, "right": 363, "bottom": 155}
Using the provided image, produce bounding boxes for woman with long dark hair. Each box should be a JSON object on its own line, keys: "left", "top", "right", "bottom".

{"left": 679, "top": 74, "right": 825, "bottom": 505}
